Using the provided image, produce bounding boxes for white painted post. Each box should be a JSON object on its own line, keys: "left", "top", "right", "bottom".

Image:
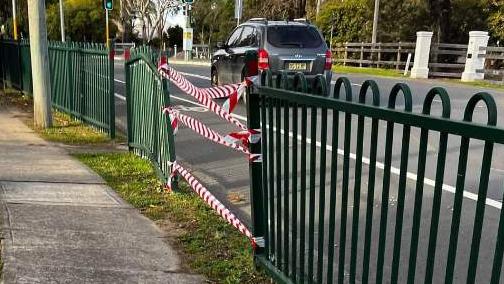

{"left": 461, "top": 31, "right": 489, "bottom": 82}
{"left": 404, "top": 53, "right": 412, "bottom": 76}
{"left": 410, "top": 31, "right": 433, "bottom": 79}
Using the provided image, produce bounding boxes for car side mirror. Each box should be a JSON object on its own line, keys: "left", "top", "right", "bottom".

{"left": 216, "top": 42, "right": 226, "bottom": 49}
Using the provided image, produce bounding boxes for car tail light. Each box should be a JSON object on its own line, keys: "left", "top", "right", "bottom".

{"left": 325, "top": 50, "right": 332, "bottom": 70}
{"left": 258, "top": 49, "right": 269, "bottom": 70}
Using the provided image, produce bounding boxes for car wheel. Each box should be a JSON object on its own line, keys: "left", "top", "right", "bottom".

{"left": 211, "top": 67, "right": 218, "bottom": 86}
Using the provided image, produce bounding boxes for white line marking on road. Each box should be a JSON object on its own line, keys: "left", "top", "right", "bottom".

{"left": 115, "top": 93, "right": 126, "bottom": 101}
{"left": 330, "top": 81, "right": 362, "bottom": 87}
{"left": 491, "top": 168, "right": 504, "bottom": 174}
{"left": 115, "top": 79, "right": 126, "bottom": 84}
{"left": 114, "top": 73, "right": 503, "bottom": 209}
{"left": 179, "top": 72, "right": 211, "bottom": 81}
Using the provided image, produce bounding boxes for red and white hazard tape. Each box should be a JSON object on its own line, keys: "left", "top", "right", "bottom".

{"left": 158, "top": 63, "right": 247, "bottom": 131}
{"left": 167, "top": 162, "right": 265, "bottom": 249}
{"left": 163, "top": 108, "right": 250, "bottom": 155}
{"left": 204, "top": 84, "right": 241, "bottom": 99}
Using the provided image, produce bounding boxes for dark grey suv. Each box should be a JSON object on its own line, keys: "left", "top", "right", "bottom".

{"left": 211, "top": 18, "right": 332, "bottom": 87}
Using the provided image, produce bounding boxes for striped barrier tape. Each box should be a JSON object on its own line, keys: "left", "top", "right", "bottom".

{"left": 204, "top": 84, "right": 241, "bottom": 99}
{"left": 166, "top": 161, "right": 264, "bottom": 249}
{"left": 163, "top": 107, "right": 250, "bottom": 155}
{"left": 158, "top": 63, "right": 247, "bottom": 131}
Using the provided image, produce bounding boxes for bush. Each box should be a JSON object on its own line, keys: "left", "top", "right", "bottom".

{"left": 316, "top": 0, "right": 372, "bottom": 45}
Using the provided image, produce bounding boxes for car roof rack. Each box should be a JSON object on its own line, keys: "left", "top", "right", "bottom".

{"left": 293, "top": 18, "right": 310, "bottom": 24}
{"left": 249, "top": 18, "right": 268, "bottom": 24}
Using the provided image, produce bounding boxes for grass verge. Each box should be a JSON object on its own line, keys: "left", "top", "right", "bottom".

{"left": 0, "top": 89, "right": 114, "bottom": 144}
{"left": 441, "top": 78, "right": 504, "bottom": 92}
{"left": 332, "top": 65, "right": 406, "bottom": 78}
{"left": 75, "top": 153, "right": 269, "bottom": 283}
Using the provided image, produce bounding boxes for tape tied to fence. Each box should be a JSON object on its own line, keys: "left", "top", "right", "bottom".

{"left": 163, "top": 107, "right": 250, "bottom": 155}
{"left": 158, "top": 63, "right": 247, "bottom": 131}
{"left": 165, "top": 161, "right": 264, "bottom": 249}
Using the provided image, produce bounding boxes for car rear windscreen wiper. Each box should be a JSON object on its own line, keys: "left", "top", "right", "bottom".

{"left": 280, "top": 42, "right": 303, "bottom": 47}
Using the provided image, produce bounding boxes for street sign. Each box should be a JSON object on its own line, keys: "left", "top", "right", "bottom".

{"left": 103, "top": 0, "right": 113, "bottom": 10}
{"left": 183, "top": 28, "right": 193, "bottom": 51}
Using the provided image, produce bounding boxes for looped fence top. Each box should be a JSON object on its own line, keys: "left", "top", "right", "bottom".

{"left": 423, "top": 87, "right": 451, "bottom": 118}
{"left": 463, "top": 92, "right": 497, "bottom": 126}
{"left": 333, "top": 77, "right": 353, "bottom": 101}
{"left": 388, "top": 83, "right": 413, "bottom": 112}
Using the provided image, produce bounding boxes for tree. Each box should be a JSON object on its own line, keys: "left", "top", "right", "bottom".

{"left": 121, "top": 0, "right": 181, "bottom": 43}
{"left": 46, "top": 0, "right": 118, "bottom": 42}
{"left": 428, "top": 0, "right": 452, "bottom": 43}
{"left": 378, "top": 0, "right": 429, "bottom": 42}
{"left": 488, "top": 0, "right": 504, "bottom": 43}
{"left": 315, "top": 0, "right": 372, "bottom": 44}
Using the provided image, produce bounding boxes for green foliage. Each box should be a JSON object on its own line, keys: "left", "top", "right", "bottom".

{"left": 46, "top": 0, "right": 117, "bottom": 42}
{"left": 378, "top": 0, "right": 429, "bottom": 42}
{"left": 316, "top": 0, "right": 372, "bottom": 44}
{"left": 192, "top": 0, "right": 236, "bottom": 44}
{"left": 488, "top": 0, "right": 504, "bottom": 43}
{"left": 449, "top": 0, "right": 489, "bottom": 43}
{"left": 167, "top": 25, "right": 183, "bottom": 47}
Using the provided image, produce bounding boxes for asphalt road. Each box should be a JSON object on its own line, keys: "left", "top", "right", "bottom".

{"left": 113, "top": 61, "right": 504, "bottom": 283}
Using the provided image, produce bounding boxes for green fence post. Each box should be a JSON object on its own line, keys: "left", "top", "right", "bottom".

{"left": 161, "top": 52, "right": 177, "bottom": 190}
{"left": 246, "top": 50, "right": 266, "bottom": 257}
{"left": 108, "top": 40, "right": 116, "bottom": 138}
{"left": 67, "top": 43, "right": 75, "bottom": 114}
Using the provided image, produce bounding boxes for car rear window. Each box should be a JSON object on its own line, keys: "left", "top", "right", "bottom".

{"left": 267, "top": 26, "right": 323, "bottom": 48}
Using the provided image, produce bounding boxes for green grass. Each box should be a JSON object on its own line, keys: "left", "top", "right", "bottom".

{"left": 33, "top": 111, "right": 110, "bottom": 144}
{"left": 332, "top": 65, "right": 406, "bottom": 78}
{"left": 0, "top": 90, "right": 113, "bottom": 144}
{"left": 75, "top": 153, "right": 270, "bottom": 283}
{"left": 441, "top": 78, "right": 504, "bottom": 92}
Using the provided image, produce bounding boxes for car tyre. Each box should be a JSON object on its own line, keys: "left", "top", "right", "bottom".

{"left": 211, "top": 67, "right": 218, "bottom": 86}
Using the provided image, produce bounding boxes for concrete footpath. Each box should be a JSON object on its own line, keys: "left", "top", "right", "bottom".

{"left": 0, "top": 106, "right": 204, "bottom": 283}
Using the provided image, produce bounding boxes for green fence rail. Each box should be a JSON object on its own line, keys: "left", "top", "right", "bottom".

{"left": 248, "top": 68, "right": 504, "bottom": 283}
{"left": 125, "top": 46, "right": 177, "bottom": 185}
{"left": 0, "top": 40, "right": 115, "bottom": 137}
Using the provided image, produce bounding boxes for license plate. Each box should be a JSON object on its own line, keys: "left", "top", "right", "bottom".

{"left": 288, "top": 62, "right": 307, "bottom": 71}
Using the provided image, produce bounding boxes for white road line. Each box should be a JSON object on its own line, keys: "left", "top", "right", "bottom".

{"left": 113, "top": 72, "right": 502, "bottom": 209}
{"left": 330, "top": 81, "right": 362, "bottom": 87}
{"left": 492, "top": 168, "right": 504, "bottom": 174}
{"left": 114, "top": 93, "right": 126, "bottom": 101}
{"left": 179, "top": 72, "right": 211, "bottom": 80}
{"left": 115, "top": 79, "right": 126, "bottom": 84}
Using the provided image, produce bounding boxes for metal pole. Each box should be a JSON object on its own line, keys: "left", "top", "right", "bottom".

{"left": 371, "top": 0, "right": 380, "bottom": 43}
{"left": 316, "top": 0, "right": 322, "bottom": 19}
{"left": 11, "top": 0, "right": 18, "bottom": 40}
{"left": 106, "top": 9, "right": 110, "bottom": 48}
{"left": 27, "top": 0, "right": 52, "bottom": 128}
{"left": 59, "top": 0, "right": 65, "bottom": 41}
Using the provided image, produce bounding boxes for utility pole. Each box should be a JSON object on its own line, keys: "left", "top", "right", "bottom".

{"left": 11, "top": 0, "right": 18, "bottom": 40}
{"left": 59, "top": 0, "right": 65, "bottom": 41}
{"left": 105, "top": 9, "right": 110, "bottom": 47}
{"left": 371, "top": 0, "right": 380, "bottom": 43}
{"left": 27, "top": 0, "right": 52, "bottom": 128}
{"left": 316, "top": 0, "right": 322, "bottom": 19}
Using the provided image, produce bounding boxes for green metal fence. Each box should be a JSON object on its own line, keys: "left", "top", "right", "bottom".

{"left": 0, "top": 40, "right": 115, "bottom": 137}
{"left": 125, "top": 46, "right": 176, "bottom": 184}
{"left": 248, "top": 69, "right": 504, "bottom": 283}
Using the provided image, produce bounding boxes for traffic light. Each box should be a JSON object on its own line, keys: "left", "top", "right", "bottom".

{"left": 103, "top": 0, "right": 113, "bottom": 10}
